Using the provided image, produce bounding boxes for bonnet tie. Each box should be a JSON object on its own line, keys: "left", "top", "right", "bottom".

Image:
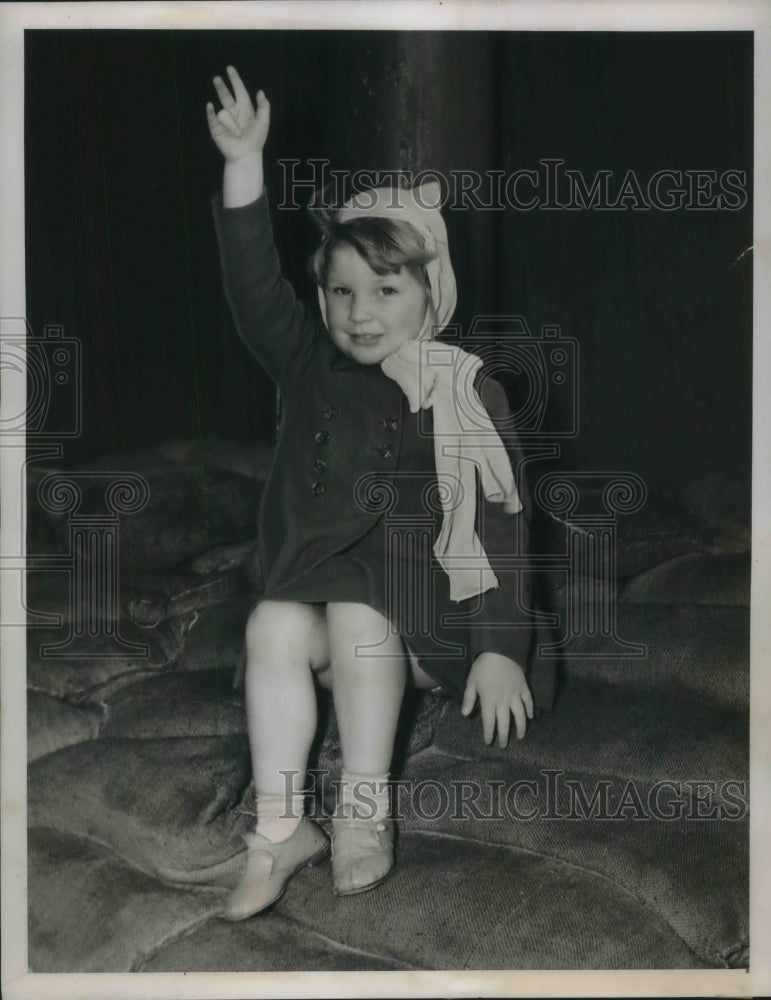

{"left": 317, "top": 182, "right": 522, "bottom": 602}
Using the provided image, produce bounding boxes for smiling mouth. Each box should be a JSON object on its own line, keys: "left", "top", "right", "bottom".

{"left": 349, "top": 333, "right": 383, "bottom": 345}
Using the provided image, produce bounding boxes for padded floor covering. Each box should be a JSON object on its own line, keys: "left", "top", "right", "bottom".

{"left": 28, "top": 681, "right": 747, "bottom": 971}
{"left": 25, "top": 449, "right": 750, "bottom": 972}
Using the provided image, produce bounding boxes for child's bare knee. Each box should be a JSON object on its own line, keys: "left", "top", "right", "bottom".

{"left": 245, "top": 600, "right": 328, "bottom": 666}
{"left": 326, "top": 602, "right": 402, "bottom": 663}
{"left": 327, "top": 602, "right": 389, "bottom": 643}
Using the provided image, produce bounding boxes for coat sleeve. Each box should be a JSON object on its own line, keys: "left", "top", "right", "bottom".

{"left": 211, "top": 190, "right": 317, "bottom": 388}
{"left": 466, "top": 378, "right": 558, "bottom": 711}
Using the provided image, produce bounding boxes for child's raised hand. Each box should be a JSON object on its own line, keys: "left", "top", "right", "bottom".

{"left": 206, "top": 65, "right": 270, "bottom": 162}
{"left": 461, "top": 652, "right": 534, "bottom": 747}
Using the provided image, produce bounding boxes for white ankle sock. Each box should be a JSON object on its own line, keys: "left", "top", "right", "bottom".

{"left": 255, "top": 791, "right": 305, "bottom": 843}
{"left": 339, "top": 769, "right": 390, "bottom": 822}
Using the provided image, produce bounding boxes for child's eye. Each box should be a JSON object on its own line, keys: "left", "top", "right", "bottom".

{"left": 330, "top": 286, "right": 351, "bottom": 296}
{"left": 378, "top": 286, "right": 397, "bottom": 296}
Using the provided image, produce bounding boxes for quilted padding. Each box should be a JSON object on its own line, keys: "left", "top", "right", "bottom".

{"left": 28, "top": 827, "right": 223, "bottom": 972}
{"left": 24, "top": 442, "right": 750, "bottom": 972}
{"left": 28, "top": 736, "right": 252, "bottom": 885}
{"left": 144, "top": 832, "right": 713, "bottom": 971}
{"left": 397, "top": 749, "right": 748, "bottom": 968}
{"left": 432, "top": 679, "right": 748, "bottom": 799}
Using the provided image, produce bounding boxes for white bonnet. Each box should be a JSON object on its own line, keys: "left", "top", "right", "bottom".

{"left": 316, "top": 181, "right": 457, "bottom": 337}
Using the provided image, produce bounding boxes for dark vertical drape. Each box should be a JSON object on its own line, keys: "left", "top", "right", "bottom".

{"left": 25, "top": 30, "right": 751, "bottom": 490}
{"left": 496, "top": 33, "right": 752, "bottom": 483}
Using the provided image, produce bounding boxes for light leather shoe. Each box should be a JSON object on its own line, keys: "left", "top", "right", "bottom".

{"left": 222, "top": 818, "right": 329, "bottom": 921}
{"left": 331, "top": 807, "right": 395, "bottom": 896}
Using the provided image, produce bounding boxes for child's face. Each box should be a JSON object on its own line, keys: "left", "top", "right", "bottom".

{"left": 323, "top": 245, "right": 429, "bottom": 365}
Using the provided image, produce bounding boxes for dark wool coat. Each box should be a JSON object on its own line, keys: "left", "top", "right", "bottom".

{"left": 212, "top": 191, "right": 557, "bottom": 710}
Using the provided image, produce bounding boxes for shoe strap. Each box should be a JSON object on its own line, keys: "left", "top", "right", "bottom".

{"left": 334, "top": 809, "right": 390, "bottom": 833}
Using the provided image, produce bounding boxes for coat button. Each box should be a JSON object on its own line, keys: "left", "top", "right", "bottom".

{"left": 314, "top": 430, "right": 330, "bottom": 445}
{"left": 322, "top": 406, "right": 339, "bottom": 420}
{"left": 377, "top": 444, "right": 393, "bottom": 459}
{"left": 380, "top": 416, "right": 399, "bottom": 432}
{"left": 313, "top": 459, "right": 327, "bottom": 475}
{"left": 311, "top": 481, "right": 327, "bottom": 497}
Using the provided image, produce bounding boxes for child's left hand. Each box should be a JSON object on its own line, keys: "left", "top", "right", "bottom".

{"left": 461, "top": 652, "right": 534, "bottom": 747}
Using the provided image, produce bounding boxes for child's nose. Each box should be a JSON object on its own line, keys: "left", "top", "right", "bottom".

{"left": 348, "top": 296, "right": 373, "bottom": 322}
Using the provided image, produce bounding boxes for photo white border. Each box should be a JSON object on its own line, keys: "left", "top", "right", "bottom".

{"left": 1, "top": 2, "right": 768, "bottom": 997}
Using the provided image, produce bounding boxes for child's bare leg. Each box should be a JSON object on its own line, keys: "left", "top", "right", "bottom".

{"left": 325, "top": 601, "right": 407, "bottom": 775}
{"left": 223, "top": 600, "right": 331, "bottom": 921}
{"left": 325, "top": 602, "right": 407, "bottom": 894}
{"left": 244, "top": 600, "right": 329, "bottom": 831}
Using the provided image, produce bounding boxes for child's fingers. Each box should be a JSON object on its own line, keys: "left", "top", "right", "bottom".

{"left": 496, "top": 705, "right": 510, "bottom": 748}
{"left": 481, "top": 701, "right": 496, "bottom": 745}
{"left": 255, "top": 88, "right": 271, "bottom": 117}
{"left": 212, "top": 74, "right": 236, "bottom": 109}
{"left": 205, "top": 102, "right": 221, "bottom": 131}
{"left": 226, "top": 65, "right": 253, "bottom": 110}
{"left": 216, "top": 107, "right": 243, "bottom": 137}
{"left": 510, "top": 697, "right": 527, "bottom": 740}
{"left": 460, "top": 678, "right": 477, "bottom": 717}
{"left": 522, "top": 686, "right": 534, "bottom": 720}
{"left": 225, "top": 65, "right": 247, "bottom": 95}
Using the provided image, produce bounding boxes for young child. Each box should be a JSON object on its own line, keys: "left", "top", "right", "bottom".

{"left": 207, "top": 66, "right": 555, "bottom": 920}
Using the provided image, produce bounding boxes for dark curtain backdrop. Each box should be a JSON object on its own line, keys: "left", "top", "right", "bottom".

{"left": 25, "top": 30, "right": 752, "bottom": 488}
